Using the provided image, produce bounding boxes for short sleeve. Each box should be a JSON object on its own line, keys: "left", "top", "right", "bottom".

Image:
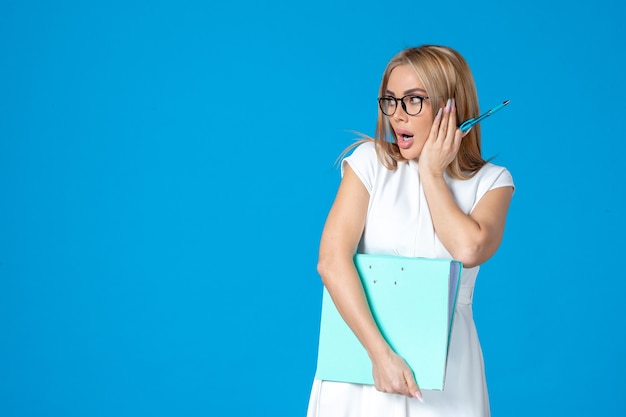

{"left": 471, "top": 164, "right": 515, "bottom": 212}
{"left": 340, "top": 141, "right": 378, "bottom": 193}
{"left": 483, "top": 166, "right": 515, "bottom": 194}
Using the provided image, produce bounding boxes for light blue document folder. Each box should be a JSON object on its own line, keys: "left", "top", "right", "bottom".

{"left": 315, "top": 254, "right": 462, "bottom": 390}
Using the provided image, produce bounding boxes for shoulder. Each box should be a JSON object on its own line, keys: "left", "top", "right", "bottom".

{"left": 341, "top": 141, "right": 380, "bottom": 193}
{"left": 344, "top": 140, "right": 377, "bottom": 162}
{"left": 341, "top": 140, "right": 378, "bottom": 175}
{"left": 474, "top": 162, "right": 515, "bottom": 191}
{"left": 446, "top": 162, "right": 515, "bottom": 213}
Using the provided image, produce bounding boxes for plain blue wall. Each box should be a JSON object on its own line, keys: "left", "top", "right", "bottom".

{"left": 1, "top": 1, "right": 624, "bottom": 416}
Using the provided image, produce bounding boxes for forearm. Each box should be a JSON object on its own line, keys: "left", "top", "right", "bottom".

{"left": 318, "top": 255, "right": 390, "bottom": 360}
{"left": 420, "top": 173, "right": 486, "bottom": 266}
{"left": 316, "top": 164, "right": 391, "bottom": 360}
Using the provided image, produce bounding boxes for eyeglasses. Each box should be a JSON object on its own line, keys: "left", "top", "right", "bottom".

{"left": 378, "top": 94, "right": 429, "bottom": 116}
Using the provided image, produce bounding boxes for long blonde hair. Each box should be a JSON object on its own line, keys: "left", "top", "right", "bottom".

{"left": 344, "top": 45, "right": 487, "bottom": 179}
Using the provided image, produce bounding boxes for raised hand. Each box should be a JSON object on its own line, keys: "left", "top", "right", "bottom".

{"left": 418, "top": 98, "right": 467, "bottom": 177}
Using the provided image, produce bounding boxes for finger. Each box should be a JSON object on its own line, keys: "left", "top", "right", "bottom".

{"left": 454, "top": 128, "right": 465, "bottom": 147}
{"left": 403, "top": 369, "right": 423, "bottom": 402}
{"left": 439, "top": 99, "right": 452, "bottom": 140}
{"left": 443, "top": 98, "right": 460, "bottom": 141}
{"left": 446, "top": 98, "right": 458, "bottom": 138}
{"left": 429, "top": 107, "right": 443, "bottom": 143}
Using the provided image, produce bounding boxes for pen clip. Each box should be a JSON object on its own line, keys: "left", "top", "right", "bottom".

{"left": 459, "top": 118, "right": 476, "bottom": 132}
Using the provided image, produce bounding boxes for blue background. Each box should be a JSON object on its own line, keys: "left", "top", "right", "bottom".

{"left": 1, "top": 0, "right": 624, "bottom": 416}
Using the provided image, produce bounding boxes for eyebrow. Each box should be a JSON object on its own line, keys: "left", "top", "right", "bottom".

{"left": 385, "top": 87, "right": 428, "bottom": 97}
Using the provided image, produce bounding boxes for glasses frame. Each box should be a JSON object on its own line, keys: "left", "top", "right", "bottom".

{"left": 378, "top": 94, "right": 429, "bottom": 116}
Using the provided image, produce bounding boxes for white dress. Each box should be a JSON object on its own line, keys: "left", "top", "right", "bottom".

{"left": 307, "top": 141, "right": 514, "bottom": 417}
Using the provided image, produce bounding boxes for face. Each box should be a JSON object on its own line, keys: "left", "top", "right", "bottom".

{"left": 384, "top": 64, "right": 434, "bottom": 160}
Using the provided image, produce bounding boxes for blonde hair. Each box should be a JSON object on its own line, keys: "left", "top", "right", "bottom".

{"left": 343, "top": 45, "right": 487, "bottom": 180}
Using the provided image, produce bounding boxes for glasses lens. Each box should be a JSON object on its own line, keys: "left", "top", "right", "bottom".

{"left": 403, "top": 96, "right": 423, "bottom": 115}
{"left": 379, "top": 98, "right": 396, "bottom": 116}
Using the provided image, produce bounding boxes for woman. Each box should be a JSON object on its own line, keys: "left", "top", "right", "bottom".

{"left": 307, "top": 45, "right": 514, "bottom": 417}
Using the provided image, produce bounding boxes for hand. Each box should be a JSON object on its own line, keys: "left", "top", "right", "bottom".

{"left": 371, "top": 348, "right": 423, "bottom": 401}
{"left": 418, "top": 98, "right": 468, "bottom": 177}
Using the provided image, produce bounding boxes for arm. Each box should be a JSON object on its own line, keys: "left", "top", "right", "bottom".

{"left": 420, "top": 177, "right": 513, "bottom": 267}
{"left": 318, "top": 164, "right": 422, "bottom": 400}
{"left": 418, "top": 99, "right": 513, "bottom": 268}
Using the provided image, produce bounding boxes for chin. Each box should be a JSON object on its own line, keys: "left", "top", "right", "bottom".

{"left": 399, "top": 147, "right": 421, "bottom": 161}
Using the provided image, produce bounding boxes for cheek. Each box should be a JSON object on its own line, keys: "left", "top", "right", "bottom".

{"left": 413, "top": 120, "right": 433, "bottom": 140}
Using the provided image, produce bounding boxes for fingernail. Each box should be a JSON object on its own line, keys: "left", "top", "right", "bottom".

{"left": 414, "top": 391, "right": 424, "bottom": 403}
{"left": 435, "top": 108, "right": 442, "bottom": 118}
{"left": 445, "top": 98, "right": 452, "bottom": 112}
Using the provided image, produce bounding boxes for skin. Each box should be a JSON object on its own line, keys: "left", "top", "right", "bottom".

{"left": 317, "top": 64, "right": 514, "bottom": 400}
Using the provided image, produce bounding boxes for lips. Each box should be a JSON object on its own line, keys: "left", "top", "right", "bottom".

{"left": 395, "top": 129, "right": 414, "bottom": 149}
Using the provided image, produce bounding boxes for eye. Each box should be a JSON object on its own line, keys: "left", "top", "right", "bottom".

{"left": 380, "top": 97, "right": 396, "bottom": 107}
{"left": 407, "top": 96, "right": 423, "bottom": 104}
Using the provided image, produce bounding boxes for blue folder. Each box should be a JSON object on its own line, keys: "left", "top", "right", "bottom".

{"left": 315, "top": 254, "right": 462, "bottom": 390}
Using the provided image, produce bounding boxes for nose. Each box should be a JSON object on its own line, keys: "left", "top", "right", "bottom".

{"left": 393, "top": 103, "right": 409, "bottom": 121}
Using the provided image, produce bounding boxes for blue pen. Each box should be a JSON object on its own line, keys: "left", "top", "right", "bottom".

{"left": 459, "top": 100, "right": 510, "bottom": 132}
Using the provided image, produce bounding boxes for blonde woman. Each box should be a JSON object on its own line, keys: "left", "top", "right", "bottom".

{"left": 307, "top": 45, "right": 514, "bottom": 417}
